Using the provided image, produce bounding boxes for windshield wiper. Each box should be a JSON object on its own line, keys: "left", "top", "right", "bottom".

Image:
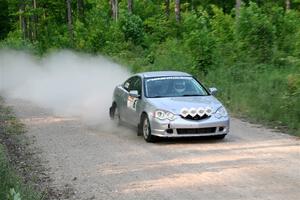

{"left": 150, "top": 95, "right": 165, "bottom": 98}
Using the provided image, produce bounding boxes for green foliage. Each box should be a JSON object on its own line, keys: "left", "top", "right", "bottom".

{"left": 143, "top": 16, "right": 177, "bottom": 44}
{"left": 8, "top": 188, "right": 21, "bottom": 200}
{"left": 0, "top": 0, "right": 10, "bottom": 39}
{"left": 205, "top": 64, "right": 300, "bottom": 136}
{"left": 151, "top": 39, "right": 195, "bottom": 73}
{"left": 237, "top": 2, "right": 275, "bottom": 63}
{"left": 0, "top": 31, "right": 37, "bottom": 54}
{"left": 0, "top": 144, "right": 42, "bottom": 200}
{"left": 120, "top": 13, "right": 144, "bottom": 45}
{"left": 210, "top": 6, "right": 236, "bottom": 66}
{"left": 182, "top": 10, "right": 216, "bottom": 75}
{"left": 0, "top": 102, "right": 42, "bottom": 200}
{"left": 102, "top": 23, "right": 127, "bottom": 56}
{"left": 132, "top": 0, "right": 162, "bottom": 20}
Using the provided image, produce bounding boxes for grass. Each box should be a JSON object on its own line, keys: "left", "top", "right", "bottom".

{"left": 0, "top": 98, "right": 42, "bottom": 200}
{"left": 204, "top": 63, "right": 300, "bottom": 136}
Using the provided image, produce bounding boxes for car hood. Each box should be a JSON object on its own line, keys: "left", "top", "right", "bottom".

{"left": 147, "top": 96, "right": 223, "bottom": 114}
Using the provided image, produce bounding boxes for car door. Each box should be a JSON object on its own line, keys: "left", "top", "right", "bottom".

{"left": 126, "top": 76, "right": 142, "bottom": 125}
{"left": 120, "top": 76, "right": 138, "bottom": 124}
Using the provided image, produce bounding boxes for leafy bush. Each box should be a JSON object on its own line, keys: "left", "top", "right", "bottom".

{"left": 210, "top": 6, "right": 236, "bottom": 66}
{"left": 237, "top": 2, "right": 275, "bottom": 63}
{"left": 0, "top": 31, "right": 37, "bottom": 53}
{"left": 7, "top": 188, "right": 21, "bottom": 200}
{"left": 120, "top": 13, "right": 144, "bottom": 45}
{"left": 151, "top": 39, "right": 194, "bottom": 73}
{"left": 182, "top": 11, "right": 216, "bottom": 75}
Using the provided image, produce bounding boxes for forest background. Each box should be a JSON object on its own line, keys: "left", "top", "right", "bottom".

{"left": 0, "top": 0, "right": 299, "bottom": 135}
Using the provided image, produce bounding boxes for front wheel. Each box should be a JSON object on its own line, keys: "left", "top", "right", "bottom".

{"left": 142, "top": 115, "right": 156, "bottom": 143}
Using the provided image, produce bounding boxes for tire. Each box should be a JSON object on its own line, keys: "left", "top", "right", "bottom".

{"left": 111, "top": 104, "right": 121, "bottom": 126}
{"left": 141, "top": 115, "right": 156, "bottom": 142}
{"left": 137, "top": 123, "right": 143, "bottom": 136}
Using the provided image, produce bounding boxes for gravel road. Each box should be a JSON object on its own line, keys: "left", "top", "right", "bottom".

{"left": 7, "top": 98, "right": 300, "bottom": 200}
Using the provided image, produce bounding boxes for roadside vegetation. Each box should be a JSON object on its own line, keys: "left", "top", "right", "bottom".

{"left": 0, "top": 0, "right": 299, "bottom": 135}
{"left": 0, "top": 98, "right": 42, "bottom": 200}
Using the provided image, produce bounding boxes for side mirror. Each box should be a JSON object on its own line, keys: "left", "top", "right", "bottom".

{"left": 129, "top": 90, "right": 140, "bottom": 98}
{"left": 209, "top": 87, "right": 218, "bottom": 95}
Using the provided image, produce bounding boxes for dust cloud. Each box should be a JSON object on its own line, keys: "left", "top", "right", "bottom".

{"left": 0, "top": 50, "right": 131, "bottom": 125}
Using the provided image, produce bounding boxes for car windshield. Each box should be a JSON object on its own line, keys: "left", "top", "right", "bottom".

{"left": 145, "top": 76, "right": 209, "bottom": 98}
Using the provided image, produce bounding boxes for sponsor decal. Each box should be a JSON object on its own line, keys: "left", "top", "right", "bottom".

{"left": 146, "top": 76, "right": 193, "bottom": 82}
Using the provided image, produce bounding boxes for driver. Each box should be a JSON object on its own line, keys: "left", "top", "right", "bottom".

{"left": 174, "top": 79, "right": 186, "bottom": 94}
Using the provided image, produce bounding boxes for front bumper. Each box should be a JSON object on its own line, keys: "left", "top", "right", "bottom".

{"left": 149, "top": 115, "right": 229, "bottom": 137}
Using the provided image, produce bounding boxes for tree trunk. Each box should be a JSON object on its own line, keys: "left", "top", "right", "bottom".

{"left": 110, "top": 0, "right": 118, "bottom": 21}
{"left": 175, "top": 0, "right": 180, "bottom": 22}
{"left": 165, "top": 0, "right": 170, "bottom": 18}
{"left": 66, "top": 0, "right": 73, "bottom": 42}
{"left": 32, "top": 0, "right": 37, "bottom": 41}
{"left": 236, "top": 0, "right": 241, "bottom": 18}
{"left": 77, "top": 0, "right": 84, "bottom": 20}
{"left": 128, "top": 0, "right": 133, "bottom": 14}
{"left": 190, "top": 0, "right": 194, "bottom": 11}
{"left": 286, "top": 0, "right": 291, "bottom": 11}
{"left": 28, "top": 15, "right": 32, "bottom": 41}
{"left": 19, "top": 0, "right": 27, "bottom": 40}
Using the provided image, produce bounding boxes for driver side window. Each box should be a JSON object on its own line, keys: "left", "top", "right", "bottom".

{"left": 131, "top": 77, "right": 142, "bottom": 95}
{"left": 123, "top": 77, "right": 138, "bottom": 92}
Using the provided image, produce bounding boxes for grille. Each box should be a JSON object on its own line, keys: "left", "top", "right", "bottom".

{"left": 177, "top": 127, "right": 216, "bottom": 135}
{"left": 181, "top": 114, "right": 210, "bottom": 120}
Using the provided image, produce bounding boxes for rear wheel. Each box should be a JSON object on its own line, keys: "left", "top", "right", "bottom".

{"left": 111, "top": 104, "right": 121, "bottom": 126}
{"left": 142, "top": 115, "right": 155, "bottom": 142}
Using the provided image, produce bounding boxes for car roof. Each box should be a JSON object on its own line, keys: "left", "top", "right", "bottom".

{"left": 136, "top": 71, "right": 192, "bottom": 78}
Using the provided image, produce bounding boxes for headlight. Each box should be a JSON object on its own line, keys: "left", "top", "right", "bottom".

{"left": 154, "top": 110, "right": 176, "bottom": 121}
{"left": 214, "top": 106, "right": 228, "bottom": 119}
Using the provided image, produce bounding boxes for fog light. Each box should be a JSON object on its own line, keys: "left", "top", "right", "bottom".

{"left": 166, "top": 129, "right": 173, "bottom": 134}
{"left": 219, "top": 127, "right": 224, "bottom": 132}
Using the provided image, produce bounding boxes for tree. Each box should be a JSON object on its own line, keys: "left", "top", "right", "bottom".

{"left": 190, "top": 0, "right": 194, "bottom": 11}
{"left": 19, "top": 0, "right": 27, "bottom": 40}
{"left": 66, "top": 0, "right": 73, "bottom": 42}
{"left": 0, "top": 0, "right": 10, "bottom": 39}
{"left": 237, "top": 2, "right": 274, "bottom": 63}
{"left": 77, "top": 0, "right": 84, "bottom": 20}
{"left": 286, "top": 0, "right": 291, "bottom": 10}
{"left": 175, "top": 0, "right": 180, "bottom": 22}
{"left": 128, "top": 0, "right": 133, "bottom": 14}
{"left": 110, "top": 0, "right": 118, "bottom": 21}
{"left": 31, "top": 0, "right": 38, "bottom": 41}
{"left": 236, "top": 0, "right": 241, "bottom": 17}
{"left": 165, "top": 0, "right": 170, "bottom": 18}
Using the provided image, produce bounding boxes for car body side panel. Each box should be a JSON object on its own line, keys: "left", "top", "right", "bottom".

{"left": 113, "top": 86, "right": 128, "bottom": 122}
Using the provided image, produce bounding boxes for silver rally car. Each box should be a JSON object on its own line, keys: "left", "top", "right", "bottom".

{"left": 109, "top": 71, "right": 229, "bottom": 142}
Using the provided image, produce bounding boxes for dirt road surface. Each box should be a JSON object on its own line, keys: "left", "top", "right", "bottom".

{"left": 6, "top": 98, "right": 300, "bottom": 200}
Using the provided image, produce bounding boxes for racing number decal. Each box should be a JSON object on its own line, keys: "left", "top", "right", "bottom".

{"left": 127, "top": 96, "right": 138, "bottom": 111}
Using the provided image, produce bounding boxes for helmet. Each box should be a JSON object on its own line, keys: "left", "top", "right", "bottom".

{"left": 174, "top": 79, "right": 186, "bottom": 93}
